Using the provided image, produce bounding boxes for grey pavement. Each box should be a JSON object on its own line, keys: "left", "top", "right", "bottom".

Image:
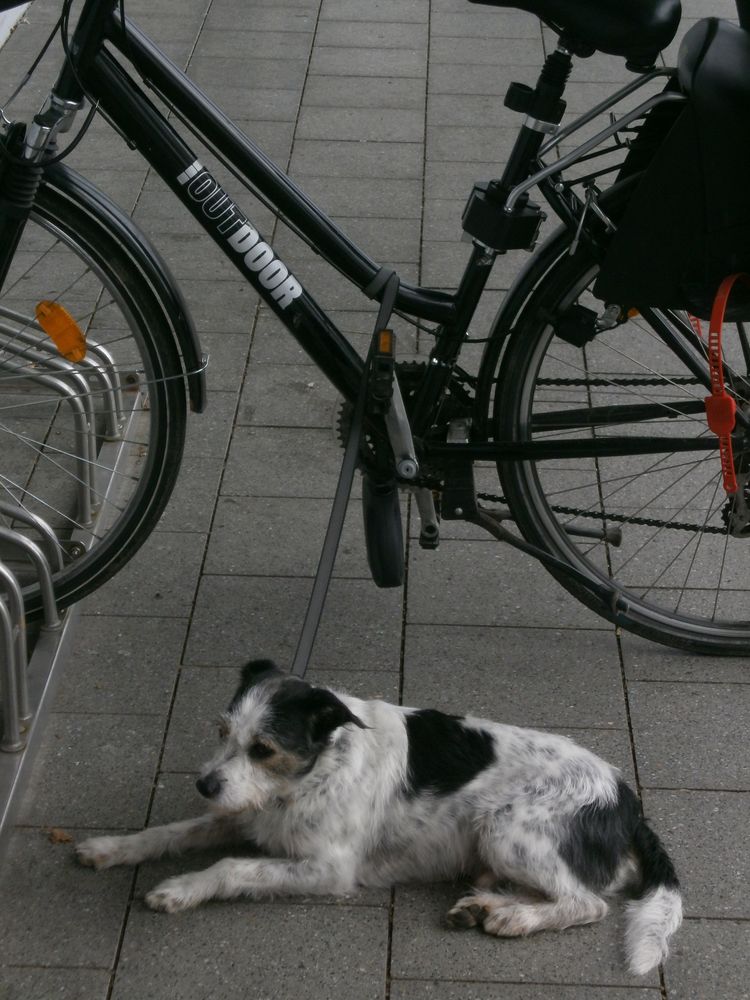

{"left": 0, "top": 1, "right": 747, "bottom": 998}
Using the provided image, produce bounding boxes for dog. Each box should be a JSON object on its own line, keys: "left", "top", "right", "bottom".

{"left": 76, "top": 659, "right": 682, "bottom": 975}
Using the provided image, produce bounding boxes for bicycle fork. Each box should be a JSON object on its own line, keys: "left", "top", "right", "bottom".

{"left": 0, "top": 93, "right": 81, "bottom": 292}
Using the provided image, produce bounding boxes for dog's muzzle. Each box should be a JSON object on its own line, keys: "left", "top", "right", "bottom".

{"left": 196, "top": 772, "right": 223, "bottom": 799}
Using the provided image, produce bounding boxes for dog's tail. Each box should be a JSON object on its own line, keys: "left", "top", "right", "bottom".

{"left": 624, "top": 818, "right": 683, "bottom": 975}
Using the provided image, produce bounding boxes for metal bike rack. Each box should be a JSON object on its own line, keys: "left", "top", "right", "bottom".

{"left": 0, "top": 489, "right": 77, "bottom": 850}
{"left": 0, "top": 312, "right": 137, "bottom": 852}
{"left": 0, "top": 524, "right": 61, "bottom": 752}
{"left": 0, "top": 315, "right": 124, "bottom": 526}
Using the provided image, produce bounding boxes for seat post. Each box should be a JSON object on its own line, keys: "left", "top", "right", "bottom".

{"left": 491, "top": 45, "right": 573, "bottom": 199}
{"left": 460, "top": 45, "right": 572, "bottom": 253}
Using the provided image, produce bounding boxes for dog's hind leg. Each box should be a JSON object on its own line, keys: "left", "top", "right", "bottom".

{"left": 76, "top": 814, "right": 245, "bottom": 870}
{"left": 447, "top": 888, "right": 608, "bottom": 936}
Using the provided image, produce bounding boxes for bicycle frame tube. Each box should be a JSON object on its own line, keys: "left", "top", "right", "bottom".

{"left": 49, "top": 2, "right": 475, "bottom": 405}
{"left": 41, "top": 0, "right": 724, "bottom": 467}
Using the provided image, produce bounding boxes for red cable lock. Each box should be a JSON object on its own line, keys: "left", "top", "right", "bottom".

{"left": 703, "top": 273, "right": 750, "bottom": 495}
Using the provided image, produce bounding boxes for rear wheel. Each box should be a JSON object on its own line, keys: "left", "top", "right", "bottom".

{"left": 487, "top": 249, "right": 750, "bottom": 654}
{"left": 0, "top": 181, "right": 187, "bottom": 618}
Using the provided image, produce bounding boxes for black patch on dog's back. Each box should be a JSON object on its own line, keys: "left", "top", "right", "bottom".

{"left": 560, "top": 779, "right": 642, "bottom": 890}
{"left": 404, "top": 709, "right": 495, "bottom": 797}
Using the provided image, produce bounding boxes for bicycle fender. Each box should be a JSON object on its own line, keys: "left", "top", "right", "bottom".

{"left": 42, "top": 163, "right": 207, "bottom": 413}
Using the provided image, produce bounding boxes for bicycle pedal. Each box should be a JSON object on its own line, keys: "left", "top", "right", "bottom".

{"left": 367, "top": 327, "right": 396, "bottom": 415}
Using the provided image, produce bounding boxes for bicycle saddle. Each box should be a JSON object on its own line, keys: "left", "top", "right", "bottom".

{"left": 468, "top": 0, "right": 681, "bottom": 68}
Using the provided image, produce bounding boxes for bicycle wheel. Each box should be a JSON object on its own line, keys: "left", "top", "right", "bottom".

{"left": 0, "top": 180, "right": 187, "bottom": 618}
{"left": 486, "top": 248, "right": 750, "bottom": 654}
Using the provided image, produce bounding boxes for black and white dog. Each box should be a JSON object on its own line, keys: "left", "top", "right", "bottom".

{"left": 77, "top": 659, "right": 682, "bottom": 975}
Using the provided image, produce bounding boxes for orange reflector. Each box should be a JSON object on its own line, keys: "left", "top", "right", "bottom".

{"left": 35, "top": 300, "right": 87, "bottom": 362}
{"left": 377, "top": 328, "right": 394, "bottom": 355}
{"left": 626, "top": 308, "right": 639, "bottom": 318}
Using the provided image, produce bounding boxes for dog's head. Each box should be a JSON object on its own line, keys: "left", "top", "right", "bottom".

{"left": 196, "top": 659, "right": 366, "bottom": 813}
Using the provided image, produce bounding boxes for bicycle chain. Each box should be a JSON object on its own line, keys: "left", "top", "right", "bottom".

{"left": 476, "top": 493, "right": 726, "bottom": 535}
{"left": 537, "top": 376, "right": 700, "bottom": 387}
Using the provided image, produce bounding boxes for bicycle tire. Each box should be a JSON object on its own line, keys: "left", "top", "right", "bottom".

{"left": 0, "top": 180, "right": 187, "bottom": 618}
{"left": 484, "top": 246, "right": 750, "bottom": 655}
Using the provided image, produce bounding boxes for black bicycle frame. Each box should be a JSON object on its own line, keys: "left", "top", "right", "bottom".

{"left": 40, "top": 0, "right": 719, "bottom": 465}
{"left": 49, "top": 0, "right": 491, "bottom": 423}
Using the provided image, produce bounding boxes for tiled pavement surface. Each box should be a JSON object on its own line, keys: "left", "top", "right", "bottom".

{"left": 1, "top": 0, "right": 748, "bottom": 998}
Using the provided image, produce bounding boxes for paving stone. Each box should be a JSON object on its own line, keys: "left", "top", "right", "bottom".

{"left": 316, "top": 19, "right": 427, "bottom": 47}
{"left": 0, "top": 828, "right": 132, "bottom": 969}
{"left": 290, "top": 175, "right": 423, "bottom": 218}
{"left": 431, "top": 35, "right": 542, "bottom": 65}
{"left": 390, "top": 983, "right": 658, "bottom": 1000}
{"left": 427, "top": 93, "right": 522, "bottom": 128}
{"left": 189, "top": 55, "right": 310, "bottom": 94}
{"left": 641, "top": 789, "right": 750, "bottom": 919}
{"left": 51, "top": 615, "right": 185, "bottom": 715}
{"left": 431, "top": 10, "right": 539, "bottom": 37}
{"left": 296, "top": 106, "right": 424, "bottom": 143}
{"left": 176, "top": 390, "right": 239, "bottom": 458}
{"left": 390, "top": 883, "right": 658, "bottom": 988}
{"left": 221, "top": 426, "right": 343, "bottom": 498}
{"left": 184, "top": 575, "right": 403, "bottom": 668}
{"left": 111, "top": 902, "right": 388, "bottom": 1000}
{"left": 629, "top": 681, "right": 750, "bottom": 789}
{"left": 403, "top": 624, "right": 626, "bottom": 729}
{"left": 205, "top": 6, "right": 316, "bottom": 31}
{"left": 191, "top": 332, "right": 251, "bottom": 394}
{"left": 156, "top": 456, "right": 225, "bottom": 534}
{"left": 310, "top": 45, "right": 427, "bottom": 77}
{"left": 406, "top": 539, "right": 611, "bottom": 630}
{"left": 0, "top": 966, "right": 111, "bottom": 1000}
{"left": 321, "top": 0, "right": 427, "bottom": 22}
{"left": 204, "top": 495, "right": 373, "bottom": 577}
{"left": 665, "top": 918, "right": 750, "bottom": 1000}
{"left": 178, "top": 278, "right": 260, "bottom": 333}
{"left": 426, "top": 125, "right": 524, "bottom": 164}
{"left": 17, "top": 713, "right": 163, "bottom": 828}
{"left": 290, "top": 139, "right": 423, "bottom": 179}
{"left": 620, "top": 634, "right": 750, "bottom": 684}
{"left": 195, "top": 28, "right": 314, "bottom": 61}
{"left": 304, "top": 73, "right": 426, "bottom": 109}
{"left": 238, "top": 363, "right": 339, "bottom": 427}
{"left": 83, "top": 531, "right": 207, "bottom": 619}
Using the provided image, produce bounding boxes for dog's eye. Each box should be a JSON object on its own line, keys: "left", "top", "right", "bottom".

{"left": 248, "top": 740, "right": 274, "bottom": 760}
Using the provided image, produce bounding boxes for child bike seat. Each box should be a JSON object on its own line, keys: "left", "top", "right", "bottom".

{"left": 468, "top": 0, "right": 681, "bottom": 68}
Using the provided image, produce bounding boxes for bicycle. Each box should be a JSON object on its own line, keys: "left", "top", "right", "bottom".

{"left": 1, "top": 0, "right": 750, "bottom": 654}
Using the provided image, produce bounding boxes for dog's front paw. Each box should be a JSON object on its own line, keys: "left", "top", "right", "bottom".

{"left": 145, "top": 875, "right": 203, "bottom": 913}
{"left": 76, "top": 835, "right": 136, "bottom": 870}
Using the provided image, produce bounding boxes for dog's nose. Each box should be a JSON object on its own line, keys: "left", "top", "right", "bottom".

{"left": 196, "top": 772, "right": 222, "bottom": 799}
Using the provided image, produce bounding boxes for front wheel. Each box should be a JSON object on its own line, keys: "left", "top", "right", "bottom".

{"left": 486, "top": 249, "right": 750, "bottom": 655}
{"left": 0, "top": 181, "right": 187, "bottom": 618}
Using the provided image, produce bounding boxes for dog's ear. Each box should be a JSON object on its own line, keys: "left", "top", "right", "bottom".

{"left": 305, "top": 688, "right": 367, "bottom": 744}
{"left": 229, "top": 658, "right": 282, "bottom": 710}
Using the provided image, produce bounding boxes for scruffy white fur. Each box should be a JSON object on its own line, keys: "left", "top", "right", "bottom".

{"left": 77, "top": 662, "right": 681, "bottom": 975}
